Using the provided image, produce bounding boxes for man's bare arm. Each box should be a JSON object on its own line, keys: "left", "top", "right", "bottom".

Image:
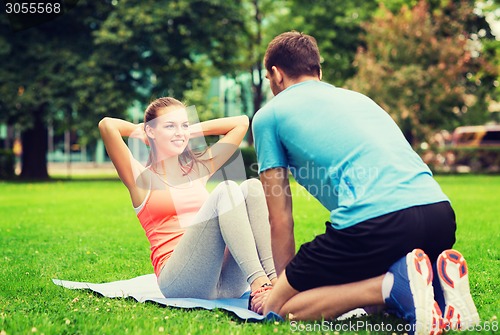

{"left": 260, "top": 167, "right": 294, "bottom": 276}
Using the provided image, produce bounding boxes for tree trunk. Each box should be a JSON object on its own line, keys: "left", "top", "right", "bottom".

{"left": 20, "top": 107, "right": 49, "bottom": 179}
{"left": 248, "top": 71, "right": 263, "bottom": 146}
{"left": 247, "top": 0, "right": 263, "bottom": 147}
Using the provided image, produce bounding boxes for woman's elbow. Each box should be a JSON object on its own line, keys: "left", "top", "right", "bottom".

{"left": 240, "top": 115, "right": 249, "bottom": 127}
{"left": 98, "top": 117, "right": 110, "bottom": 131}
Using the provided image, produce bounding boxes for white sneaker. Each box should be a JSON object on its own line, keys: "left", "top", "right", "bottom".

{"left": 436, "top": 249, "right": 480, "bottom": 330}
{"left": 385, "top": 249, "right": 444, "bottom": 335}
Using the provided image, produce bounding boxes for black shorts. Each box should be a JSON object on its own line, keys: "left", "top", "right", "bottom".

{"left": 285, "top": 201, "right": 456, "bottom": 292}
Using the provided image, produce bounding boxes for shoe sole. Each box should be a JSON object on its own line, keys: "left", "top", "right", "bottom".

{"left": 437, "top": 249, "right": 480, "bottom": 330}
{"left": 407, "top": 249, "right": 444, "bottom": 335}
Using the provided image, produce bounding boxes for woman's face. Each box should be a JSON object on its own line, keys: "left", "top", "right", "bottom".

{"left": 147, "top": 107, "right": 190, "bottom": 158}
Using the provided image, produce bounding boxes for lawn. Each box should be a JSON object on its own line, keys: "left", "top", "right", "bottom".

{"left": 0, "top": 175, "right": 498, "bottom": 334}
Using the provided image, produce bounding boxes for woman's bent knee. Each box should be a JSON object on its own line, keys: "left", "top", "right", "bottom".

{"left": 240, "top": 178, "right": 264, "bottom": 197}
{"left": 214, "top": 180, "right": 240, "bottom": 194}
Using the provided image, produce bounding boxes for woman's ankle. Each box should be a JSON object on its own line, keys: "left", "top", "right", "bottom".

{"left": 250, "top": 276, "right": 271, "bottom": 292}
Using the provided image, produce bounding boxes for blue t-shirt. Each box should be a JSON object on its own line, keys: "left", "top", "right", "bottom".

{"left": 252, "top": 80, "right": 449, "bottom": 230}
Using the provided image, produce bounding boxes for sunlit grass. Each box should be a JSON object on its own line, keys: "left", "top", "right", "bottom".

{"left": 0, "top": 175, "right": 498, "bottom": 334}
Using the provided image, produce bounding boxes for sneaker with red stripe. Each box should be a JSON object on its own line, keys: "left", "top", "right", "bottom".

{"left": 436, "top": 249, "right": 480, "bottom": 330}
{"left": 385, "top": 249, "right": 445, "bottom": 335}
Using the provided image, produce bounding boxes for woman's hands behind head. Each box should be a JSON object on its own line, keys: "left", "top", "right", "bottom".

{"left": 130, "top": 123, "right": 150, "bottom": 146}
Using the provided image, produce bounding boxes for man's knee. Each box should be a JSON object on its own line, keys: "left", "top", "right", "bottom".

{"left": 264, "top": 271, "right": 299, "bottom": 317}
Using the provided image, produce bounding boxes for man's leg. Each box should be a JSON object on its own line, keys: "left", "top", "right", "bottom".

{"left": 263, "top": 249, "right": 446, "bottom": 335}
{"left": 384, "top": 248, "right": 479, "bottom": 334}
{"left": 263, "top": 271, "right": 385, "bottom": 320}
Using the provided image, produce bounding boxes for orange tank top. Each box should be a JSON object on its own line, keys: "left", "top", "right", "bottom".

{"left": 135, "top": 173, "right": 209, "bottom": 276}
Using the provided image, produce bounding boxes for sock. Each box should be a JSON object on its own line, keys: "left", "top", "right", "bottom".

{"left": 382, "top": 272, "right": 394, "bottom": 301}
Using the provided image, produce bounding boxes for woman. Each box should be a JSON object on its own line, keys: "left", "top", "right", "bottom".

{"left": 98, "top": 97, "right": 276, "bottom": 314}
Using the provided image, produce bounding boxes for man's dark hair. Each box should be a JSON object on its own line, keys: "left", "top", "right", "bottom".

{"left": 264, "top": 31, "right": 321, "bottom": 79}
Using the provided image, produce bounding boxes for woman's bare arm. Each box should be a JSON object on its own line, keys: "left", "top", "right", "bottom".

{"left": 98, "top": 117, "right": 144, "bottom": 189}
{"left": 190, "top": 115, "right": 249, "bottom": 175}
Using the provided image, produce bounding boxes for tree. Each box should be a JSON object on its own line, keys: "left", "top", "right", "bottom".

{"left": 78, "top": 0, "right": 248, "bottom": 151}
{"left": 245, "top": 0, "right": 267, "bottom": 146}
{"left": 0, "top": 0, "right": 248, "bottom": 179}
{"left": 93, "top": 0, "right": 247, "bottom": 100}
{"left": 231, "top": 0, "right": 378, "bottom": 144}
{"left": 283, "top": 0, "right": 379, "bottom": 86}
{"left": 346, "top": 0, "right": 497, "bottom": 146}
{"left": 0, "top": 1, "right": 117, "bottom": 179}
{"left": 237, "top": 0, "right": 289, "bottom": 145}
{"left": 480, "top": 0, "right": 500, "bottom": 115}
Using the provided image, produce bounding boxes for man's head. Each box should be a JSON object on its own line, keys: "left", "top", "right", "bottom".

{"left": 264, "top": 31, "right": 321, "bottom": 95}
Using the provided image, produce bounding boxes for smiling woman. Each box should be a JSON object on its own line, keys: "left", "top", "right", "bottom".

{"left": 142, "top": 97, "right": 194, "bottom": 169}
{"left": 97, "top": 97, "right": 277, "bottom": 314}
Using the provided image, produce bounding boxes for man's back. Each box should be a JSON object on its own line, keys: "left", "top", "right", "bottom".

{"left": 253, "top": 80, "right": 448, "bottom": 229}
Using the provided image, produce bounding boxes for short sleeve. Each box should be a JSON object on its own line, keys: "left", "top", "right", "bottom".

{"left": 252, "top": 106, "right": 288, "bottom": 174}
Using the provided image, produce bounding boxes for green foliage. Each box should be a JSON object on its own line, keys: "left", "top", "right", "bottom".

{"left": 2, "top": 0, "right": 499, "bottom": 177}
{"left": 379, "top": 0, "right": 419, "bottom": 12}
{"left": 239, "top": 0, "right": 289, "bottom": 72}
{"left": 182, "top": 56, "right": 223, "bottom": 122}
{"left": 0, "top": 1, "right": 123, "bottom": 178}
{"left": 346, "top": 0, "right": 497, "bottom": 146}
{"left": 481, "top": 0, "right": 500, "bottom": 103}
{"left": 281, "top": 0, "right": 379, "bottom": 86}
{"left": 0, "top": 0, "right": 248, "bottom": 178}
{"left": 0, "top": 1, "right": 116, "bottom": 129}
{"left": 93, "top": 0, "right": 247, "bottom": 100}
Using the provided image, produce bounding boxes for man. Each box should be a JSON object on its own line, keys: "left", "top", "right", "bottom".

{"left": 252, "top": 31, "right": 479, "bottom": 334}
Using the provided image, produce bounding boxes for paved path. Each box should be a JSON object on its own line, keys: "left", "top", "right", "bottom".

{"left": 49, "top": 162, "right": 118, "bottom": 177}
{"left": 15, "top": 162, "right": 118, "bottom": 177}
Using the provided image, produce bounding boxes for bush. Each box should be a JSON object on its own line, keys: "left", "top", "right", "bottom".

{"left": 452, "top": 147, "right": 500, "bottom": 173}
{"left": 240, "top": 146, "right": 259, "bottom": 178}
{"left": 423, "top": 147, "right": 500, "bottom": 173}
{"left": 0, "top": 149, "right": 15, "bottom": 179}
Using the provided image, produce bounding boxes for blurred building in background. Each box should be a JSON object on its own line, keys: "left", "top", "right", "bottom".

{"left": 0, "top": 73, "right": 271, "bottom": 170}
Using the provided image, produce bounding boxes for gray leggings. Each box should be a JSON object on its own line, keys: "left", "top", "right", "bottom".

{"left": 157, "top": 178, "right": 277, "bottom": 299}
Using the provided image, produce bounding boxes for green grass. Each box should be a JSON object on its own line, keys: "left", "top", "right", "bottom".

{"left": 0, "top": 175, "right": 498, "bottom": 334}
